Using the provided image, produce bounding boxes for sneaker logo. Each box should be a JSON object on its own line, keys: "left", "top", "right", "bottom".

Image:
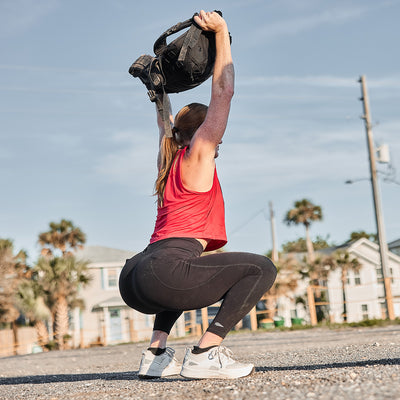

{"left": 215, "top": 322, "right": 224, "bottom": 328}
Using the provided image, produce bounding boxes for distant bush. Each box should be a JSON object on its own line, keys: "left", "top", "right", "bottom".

{"left": 44, "top": 340, "right": 58, "bottom": 351}
{"left": 347, "top": 318, "right": 400, "bottom": 328}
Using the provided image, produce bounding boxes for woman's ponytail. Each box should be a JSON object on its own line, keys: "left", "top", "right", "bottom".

{"left": 155, "top": 135, "right": 179, "bottom": 206}
{"left": 155, "top": 103, "right": 208, "bottom": 207}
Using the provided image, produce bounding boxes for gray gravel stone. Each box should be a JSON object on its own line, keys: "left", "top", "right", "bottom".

{"left": 0, "top": 325, "right": 399, "bottom": 399}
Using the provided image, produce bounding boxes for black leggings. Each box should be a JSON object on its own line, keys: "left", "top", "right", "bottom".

{"left": 119, "top": 238, "right": 277, "bottom": 338}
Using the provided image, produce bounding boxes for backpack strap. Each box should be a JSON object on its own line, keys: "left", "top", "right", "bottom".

{"left": 177, "top": 23, "right": 202, "bottom": 65}
{"left": 153, "top": 15, "right": 196, "bottom": 56}
{"left": 161, "top": 89, "right": 173, "bottom": 138}
{"left": 153, "top": 90, "right": 173, "bottom": 138}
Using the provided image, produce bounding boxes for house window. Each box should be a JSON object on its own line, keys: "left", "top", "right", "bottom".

{"left": 107, "top": 269, "right": 118, "bottom": 288}
{"left": 110, "top": 308, "right": 120, "bottom": 318}
{"left": 354, "top": 271, "right": 361, "bottom": 285}
{"left": 376, "top": 266, "right": 383, "bottom": 283}
{"left": 145, "top": 314, "right": 153, "bottom": 328}
{"left": 390, "top": 268, "right": 394, "bottom": 284}
{"left": 361, "top": 304, "right": 368, "bottom": 320}
{"left": 101, "top": 268, "right": 120, "bottom": 289}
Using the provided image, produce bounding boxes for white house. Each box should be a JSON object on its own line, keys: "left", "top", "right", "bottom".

{"left": 71, "top": 246, "right": 186, "bottom": 348}
{"left": 326, "top": 238, "right": 400, "bottom": 322}
{"left": 272, "top": 238, "right": 400, "bottom": 326}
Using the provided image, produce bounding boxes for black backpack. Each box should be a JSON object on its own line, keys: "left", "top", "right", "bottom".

{"left": 129, "top": 11, "right": 231, "bottom": 101}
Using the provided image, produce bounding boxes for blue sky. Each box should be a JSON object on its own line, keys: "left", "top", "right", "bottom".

{"left": 1, "top": 0, "right": 399, "bottom": 262}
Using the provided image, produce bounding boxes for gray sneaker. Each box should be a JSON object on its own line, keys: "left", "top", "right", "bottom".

{"left": 180, "top": 346, "right": 254, "bottom": 379}
{"left": 138, "top": 347, "right": 181, "bottom": 379}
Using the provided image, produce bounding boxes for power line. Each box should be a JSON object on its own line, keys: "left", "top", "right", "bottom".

{"left": 229, "top": 208, "right": 266, "bottom": 236}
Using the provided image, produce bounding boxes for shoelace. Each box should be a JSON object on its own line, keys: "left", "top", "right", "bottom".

{"left": 208, "top": 346, "right": 234, "bottom": 367}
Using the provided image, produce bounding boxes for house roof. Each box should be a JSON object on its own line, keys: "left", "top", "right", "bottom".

{"left": 388, "top": 238, "right": 400, "bottom": 249}
{"left": 314, "top": 238, "right": 400, "bottom": 265}
{"left": 74, "top": 245, "right": 135, "bottom": 264}
{"left": 92, "top": 296, "right": 127, "bottom": 311}
{"left": 283, "top": 238, "right": 400, "bottom": 265}
{"left": 316, "top": 241, "right": 352, "bottom": 255}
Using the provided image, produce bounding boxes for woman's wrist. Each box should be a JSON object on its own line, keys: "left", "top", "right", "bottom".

{"left": 213, "top": 21, "right": 228, "bottom": 35}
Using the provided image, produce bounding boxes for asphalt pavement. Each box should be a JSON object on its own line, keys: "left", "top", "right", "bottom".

{"left": 0, "top": 325, "right": 399, "bottom": 399}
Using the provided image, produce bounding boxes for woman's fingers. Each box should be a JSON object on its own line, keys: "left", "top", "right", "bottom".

{"left": 194, "top": 10, "right": 225, "bottom": 32}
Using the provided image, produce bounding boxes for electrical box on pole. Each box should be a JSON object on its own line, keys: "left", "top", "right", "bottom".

{"left": 376, "top": 144, "right": 390, "bottom": 164}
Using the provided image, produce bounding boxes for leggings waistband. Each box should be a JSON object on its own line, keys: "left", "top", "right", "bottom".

{"left": 146, "top": 237, "right": 204, "bottom": 256}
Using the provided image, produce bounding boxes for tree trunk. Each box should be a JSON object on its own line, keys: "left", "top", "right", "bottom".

{"left": 55, "top": 296, "right": 69, "bottom": 350}
{"left": 11, "top": 320, "right": 19, "bottom": 356}
{"left": 35, "top": 320, "right": 49, "bottom": 348}
{"left": 305, "top": 225, "right": 320, "bottom": 302}
{"left": 266, "top": 295, "right": 276, "bottom": 319}
{"left": 305, "top": 224, "right": 315, "bottom": 263}
{"left": 341, "top": 269, "right": 348, "bottom": 323}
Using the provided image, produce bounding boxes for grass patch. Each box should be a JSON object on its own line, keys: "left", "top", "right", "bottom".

{"left": 252, "top": 317, "right": 400, "bottom": 333}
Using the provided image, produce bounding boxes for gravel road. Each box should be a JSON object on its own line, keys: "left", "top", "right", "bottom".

{"left": 0, "top": 325, "right": 399, "bottom": 400}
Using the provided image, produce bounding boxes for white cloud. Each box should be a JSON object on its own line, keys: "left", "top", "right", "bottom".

{"left": 0, "top": 64, "right": 120, "bottom": 75}
{"left": 367, "top": 77, "right": 400, "bottom": 89}
{"left": 220, "top": 129, "right": 367, "bottom": 191}
{"left": 94, "top": 130, "right": 157, "bottom": 194}
{"left": 237, "top": 74, "right": 400, "bottom": 89}
{"left": 0, "top": 0, "right": 59, "bottom": 37}
{"left": 250, "top": 1, "right": 399, "bottom": 43}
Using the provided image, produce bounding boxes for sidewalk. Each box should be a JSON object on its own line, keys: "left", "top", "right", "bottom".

{"left": 0, "top": 325, "right": 399, "bottom": 400}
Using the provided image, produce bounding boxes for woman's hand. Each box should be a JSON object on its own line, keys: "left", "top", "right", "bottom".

{"left": 194, "top": 10, "right": 227, "bottom": 33}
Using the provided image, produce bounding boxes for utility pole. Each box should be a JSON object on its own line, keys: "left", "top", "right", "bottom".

{"left": 269, "top": 201, "right": 279, "bottom": 263}
{"left": 359, "top": 75, "right": 394, "bottom": 320}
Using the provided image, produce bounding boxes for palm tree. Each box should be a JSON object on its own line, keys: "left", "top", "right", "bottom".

{"left": 272, "top": 255, "right": 301, "bottom": 296}
{"left": 331, "top": 250, "right": 361, "bottom": 322}
{"left": 34, "top": 255, "right": 91, "bottom": 350}
{"left": 306, "top": 254, "right": 335, "bottom": 322}
{"left": 284, "top": 199, "right": 323, "bottom": 263}
{"left": 263, "top": 255, "right": 302, "bottom": 320}
{"left": 307, "top": 254, "right": 335, "bottom": 283}
{"left": 282, "top": 235, "right": 332, "bottom": 253}
{"left": 38, "top": 219, "right": 86, "bottom": 257}
{"left": 347, "top": 231, "right": 377, "bottom": 243}
{"left": 16, "top": 280, "right": 51, "bottom": 348}
{"left": 0, "top": 239, "right": 30, "bottom": 355}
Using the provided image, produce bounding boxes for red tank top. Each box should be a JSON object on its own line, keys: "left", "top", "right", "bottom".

{"left": 150, "top": 147, "right": 227, "bottom": 251}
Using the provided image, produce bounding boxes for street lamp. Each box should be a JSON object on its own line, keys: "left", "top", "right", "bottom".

{"left": 358, "top": 75, "right": 394, "bottom": 320}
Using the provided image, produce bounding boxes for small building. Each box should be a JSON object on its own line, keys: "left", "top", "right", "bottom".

{"left": 72, "top": 246, "right": 185, "bottom": 348}
{"left": 326, "top": 238, "right": 400, "bottom": 322}
{"left": 272, "top": 238, "right": 400, "bottom": 326}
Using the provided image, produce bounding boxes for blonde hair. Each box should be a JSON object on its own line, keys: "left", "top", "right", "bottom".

{"left": 155, "top": 103, "right": 208, "bottom": 206}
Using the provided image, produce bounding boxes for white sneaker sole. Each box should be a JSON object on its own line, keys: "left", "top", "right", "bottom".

{"left": 180, "top": 365, "right": 254, "bottom": 380}
{"left": 138, "top": 370, "right": 181, "bottom": 379}
{"left": 138, "top": 365, "right": 182, "bottom": 379}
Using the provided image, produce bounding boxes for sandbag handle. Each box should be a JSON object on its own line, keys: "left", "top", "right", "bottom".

{"left": 153, "top": 11, "right": 223, "bottom": 56}
{"left": 153, "top": 14, "right": 197, "bottom": 56}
